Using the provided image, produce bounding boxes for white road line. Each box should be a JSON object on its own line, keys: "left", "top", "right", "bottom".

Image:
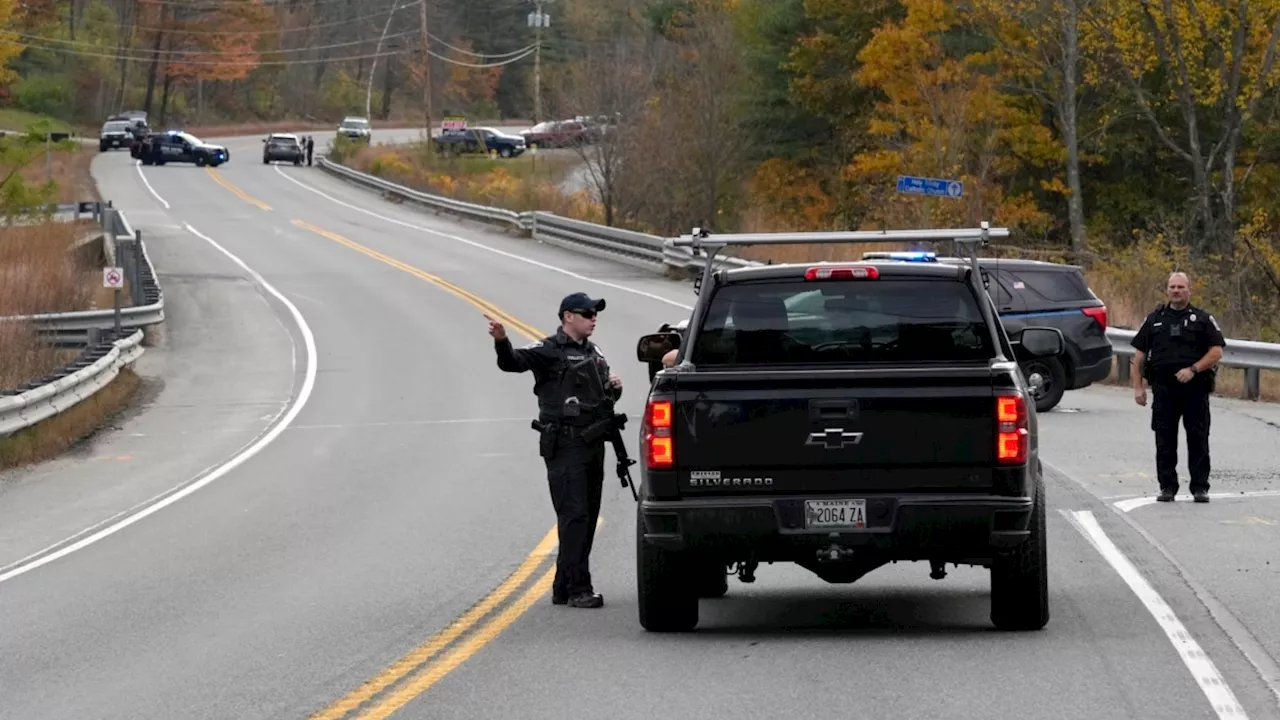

{"left": 1116, "top": 490, "right": 1280, "bottom": 513}
{"left": 271, "top": 165, "right": 695, "bottom": 311}
{"left": 134, "top": 160, "right": 170, "bottom": 209}
{"left": 1063, "top": 510, "right": 1249, "bottom": 719}
{"left": 0, "top": 223, "right": 317, "bottom": 585}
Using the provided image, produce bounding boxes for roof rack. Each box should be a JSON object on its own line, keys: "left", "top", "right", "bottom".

{"left": 673, "top": 222, "right": 1008, "bottom": 295}
{"left": 672, "top": 222, "right": 1011, "bottom": 360}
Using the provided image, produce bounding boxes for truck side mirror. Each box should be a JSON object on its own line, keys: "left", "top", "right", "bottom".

{"left": 636, "top": 332, "right": 681, "bottom": 363}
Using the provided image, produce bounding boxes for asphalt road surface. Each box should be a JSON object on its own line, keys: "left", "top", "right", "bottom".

{"left": 1, "top": 129, "right": 1278, "bottom": 720}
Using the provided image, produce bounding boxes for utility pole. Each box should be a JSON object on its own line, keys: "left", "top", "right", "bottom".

{"left": 528, "top": 0, "right": 551, "bottom": 124}
{"left": 419, "top": 0, "right": 434, "bottom": 153}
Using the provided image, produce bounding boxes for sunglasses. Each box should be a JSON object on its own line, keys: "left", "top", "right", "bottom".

{"left": 571, "top": 309, "right": 598, "bottom": 320}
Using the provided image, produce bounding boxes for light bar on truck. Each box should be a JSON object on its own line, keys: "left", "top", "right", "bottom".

{"left": 861, "top": 251, "right": 938, "bottom": 262}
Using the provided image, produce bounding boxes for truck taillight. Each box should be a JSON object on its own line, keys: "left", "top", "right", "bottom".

{"left": 804, "top": 265, "right": 879, "bottom": 280}
{"left": 645, "top": 400, "right": 674, "bottom": 469}
{"left": 996, "top": 394, "right": 1028, "bottom": 465}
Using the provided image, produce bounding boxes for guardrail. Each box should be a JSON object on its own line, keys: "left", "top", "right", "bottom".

{"left": 318, "top": 156, "right": 1280, "bottom": 401}
{"left": 3, "top": 204, "right": 165, "bottom": 344}
{"left": 1, "top": 204, "right": 162, "bottom": 437}
{"left": 316, "top": 157, "right": 760, "bottom": 275}
{"left": 0, "top": 330, "right": 145, "bottom": 438}
{"left": 1106, "top": 328, "right": 1278, "bottom": 401}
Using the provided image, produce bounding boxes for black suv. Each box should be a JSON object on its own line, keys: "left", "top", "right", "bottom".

{"left": 633, "top": 231, "right": 1062, "bottom": 633}
{"left": 132, "top": 131, "right": 229, "bottom": 167}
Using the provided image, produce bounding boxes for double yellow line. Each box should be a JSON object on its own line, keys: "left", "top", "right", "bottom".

{"left": 292, "top": 220, "right": 570, "bottom": 719}
{"left": 291, "top": 220, "right": 541, "bottom": 340}
{"left": 205, "top": 167, "right": 272, "bottom": 211}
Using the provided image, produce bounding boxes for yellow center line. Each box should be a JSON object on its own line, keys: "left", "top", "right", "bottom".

{"left": 310, "top": 528, "right": 558, "bottom": 720}
{"left": 354, "top": 568, "right": 557, "bottom": 720}
{"left": 294, "top": 219, "right": 588, "bottom": 719}
{"left": 205, "top": 167, "right": 272, "bottom": 211}
{"left": 290, "top": 220, "right": 542, "bottom": 340}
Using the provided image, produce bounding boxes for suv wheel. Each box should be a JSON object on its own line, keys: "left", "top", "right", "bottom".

{"left": 990, "top": 475, "right": 1049, "bottom": 631}
{"left": 1022, "top": 357, "right": 1067, "bottom": 412}
{"left": 636, "top": 509, "right": 699, "bottom": 632}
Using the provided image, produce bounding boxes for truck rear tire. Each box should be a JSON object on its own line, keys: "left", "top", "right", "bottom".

{"left": 636, "top": 511, "right": 699, "bottom": 632}
{"left": 990, "top": 476, "right": 1049, "bottom": 631}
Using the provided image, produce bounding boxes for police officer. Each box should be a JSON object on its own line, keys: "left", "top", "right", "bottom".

{"left": 305, "top": 136, "right": 315, "bottom": 166}
{"left": 486, "top": 292, "right": 622, "bottom": 608}
{"left": 1130, "top": 271, "right": 1225, "bottom": 503}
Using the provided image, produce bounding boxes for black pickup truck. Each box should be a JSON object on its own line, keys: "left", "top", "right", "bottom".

{"left": 632, "top": 227, "right": 1064, "bottom": 633}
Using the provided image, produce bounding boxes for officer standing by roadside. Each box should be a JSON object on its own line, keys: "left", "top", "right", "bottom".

{"left": 486, "top": 292, "right": 622, "bottom": 608}
{"left": 1130, "top": 271, "right": 1226, "bottom": 503}
{"left": 306, "top": 135, "right": 315, "bottom": 166}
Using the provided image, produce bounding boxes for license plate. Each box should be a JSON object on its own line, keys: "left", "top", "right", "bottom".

{"left": 804, "top": 499, "right": 867, "bottom": 529}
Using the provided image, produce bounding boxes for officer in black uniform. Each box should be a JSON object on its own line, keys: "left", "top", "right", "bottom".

{"left": 1130, "top": 271, "right": 1225, "bottom": 503}
{"left": 486, "top": 292, "right": 621, "bottom": 608}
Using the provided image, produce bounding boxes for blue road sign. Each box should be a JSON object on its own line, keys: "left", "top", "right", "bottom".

{"left": 896, "top": 175, "right": 963, "bottom": 198}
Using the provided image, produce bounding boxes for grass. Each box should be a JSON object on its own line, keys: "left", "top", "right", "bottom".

{"left": 13, "top": 139, "right": 103, "bottom": 204}
{"left": 0, "top": 366, "right": 143, "bottom": 471}
{"left": 342, "top": 141, "right": 589, "bottom": 216}
{"left": 0, "top": 108, "right": 83, "bottom": 135}
{"left": 0, "top": 222, "right": 127, "bottom": 389}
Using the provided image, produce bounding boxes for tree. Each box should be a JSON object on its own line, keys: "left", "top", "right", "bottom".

{"left": 846, "top": 0, "right": 1059, "bottom": 233}
{"left": 963, "top": 0, "right": 1105, "bottom": 252}
{"left": 554, "top": 40, "right": 648, "bottom": 227}
{"left": 0, "top": 0, "right": 26, "bottom": 86}
{"left": 1086, "top": 0, "right": 1280, "bottom": 252}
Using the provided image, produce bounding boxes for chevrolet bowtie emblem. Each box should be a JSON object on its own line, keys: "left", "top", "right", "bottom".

{"left": 806, "top": 428, "right": 863, "bottom": 450}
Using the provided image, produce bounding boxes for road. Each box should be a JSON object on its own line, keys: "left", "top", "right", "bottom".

{"left": 1, "top": 129, "right": 1278, "bottom": 720}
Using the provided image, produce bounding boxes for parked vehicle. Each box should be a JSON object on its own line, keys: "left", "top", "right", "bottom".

{"left": 263, "top": 133, "right": 305, "bottom": 164}
{"left": 632, "top": 226, "right": 1061, "bottom": 633}
{"left": 434, "top": 127, "right": 526, "bottom": 158}
{"left": 132, "top": 130, "right": 229, "bottom": 167}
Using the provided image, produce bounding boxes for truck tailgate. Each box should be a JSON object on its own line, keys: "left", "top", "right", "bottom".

{"left": 672, "top": 366, "right": 999, "bottom": 495}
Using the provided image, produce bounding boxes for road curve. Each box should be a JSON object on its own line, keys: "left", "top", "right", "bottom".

{"left": 0, "top": 134, "right": 1278, "bottom": 720}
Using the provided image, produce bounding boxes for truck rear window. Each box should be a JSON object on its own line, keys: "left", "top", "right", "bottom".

{"left": 689, "top": 278, "right": 995, "bottom": 365}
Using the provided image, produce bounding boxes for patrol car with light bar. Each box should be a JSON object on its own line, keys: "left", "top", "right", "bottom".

{"left": 631, "top": 223, "right": 1062, "bottom": 633}
{"left": 131, "top": 130, "right": 230, "bottom": 167}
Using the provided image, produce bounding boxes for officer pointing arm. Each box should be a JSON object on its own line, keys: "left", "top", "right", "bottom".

{"left": 483, "top": 293, "right": 621, "bottom": 610}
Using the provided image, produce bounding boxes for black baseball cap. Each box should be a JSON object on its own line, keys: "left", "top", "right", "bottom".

{"left": 559, "top": 292, "right": 606, "bottom": 316}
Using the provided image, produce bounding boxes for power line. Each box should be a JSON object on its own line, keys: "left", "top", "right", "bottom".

{"left": 13, "top": 29, "right": 423, "bottom": 55}
{"left": 19, "top": 4, "right": 424, "bottom": 37}
{"left": 15, "top": 39, "right": 406, "bottom": 65}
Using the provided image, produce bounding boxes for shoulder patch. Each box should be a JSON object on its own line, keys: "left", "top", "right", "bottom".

{"left": 1209, "top": 315, "right": 1221, "bottom": 331}
{"left": 522, "top": 340, "right": 544, "bottom": 349}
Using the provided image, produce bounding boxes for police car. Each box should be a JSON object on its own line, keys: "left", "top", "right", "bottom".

{"left": 132, "top": 130, "right": 230, "bottom": 167}
{"left": 861, "top": 250, "right": 1113, "bottom": 412}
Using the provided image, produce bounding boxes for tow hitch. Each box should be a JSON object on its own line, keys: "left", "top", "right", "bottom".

{"left": 929, "top": 559, "right": 947, "bottom": 580}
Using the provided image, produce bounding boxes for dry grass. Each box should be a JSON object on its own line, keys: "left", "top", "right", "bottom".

{"left": 0, "top": 366, "right": 142, "bottom": 471}
{"left": 343, "top": 142, "right": 590, "bottom": 217}
{"left": 182, "top": 117, "right": 531, "bottom": 138}
{"left": 0, "top": 222, "right": 126, "bottom": 388}
{"left": 14, "top": 141, "right": 102, "bottom": 204}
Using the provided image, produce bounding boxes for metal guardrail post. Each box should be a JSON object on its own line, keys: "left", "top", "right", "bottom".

{"left": 1116, "top": 356, "right": 1130, "bottom": 384}
{"left": 132, "top": 230, "right": 144, "bottom": 306}
{"left": 1244, "top": 368, "right": 1261, "bottom": 400}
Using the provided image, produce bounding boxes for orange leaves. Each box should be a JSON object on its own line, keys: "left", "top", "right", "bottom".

{"left": 839, "top": 0, "right": 1053, "bottom": 234}
{"left": 162, "top": 0, "right": 272, "bottom": 81}
{"left": 440, "top": 37, "right": 502, "bottom": 113}
{"left": 746, "top": 158, "right": 833, "bottom": 231}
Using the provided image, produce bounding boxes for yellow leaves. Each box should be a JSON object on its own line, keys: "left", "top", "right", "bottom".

{"left": 0, "top": 0, "right": 24, "bottom": 86}
{"left": 746, "top": 158, "right": 834, "bottom": 231}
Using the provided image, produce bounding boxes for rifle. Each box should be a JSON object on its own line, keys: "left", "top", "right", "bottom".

{"left": 582, "top": 411, "right": 638, "bottom": 501}
{"left": 531, "top": 414, "right": 638, "bottom": 501}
